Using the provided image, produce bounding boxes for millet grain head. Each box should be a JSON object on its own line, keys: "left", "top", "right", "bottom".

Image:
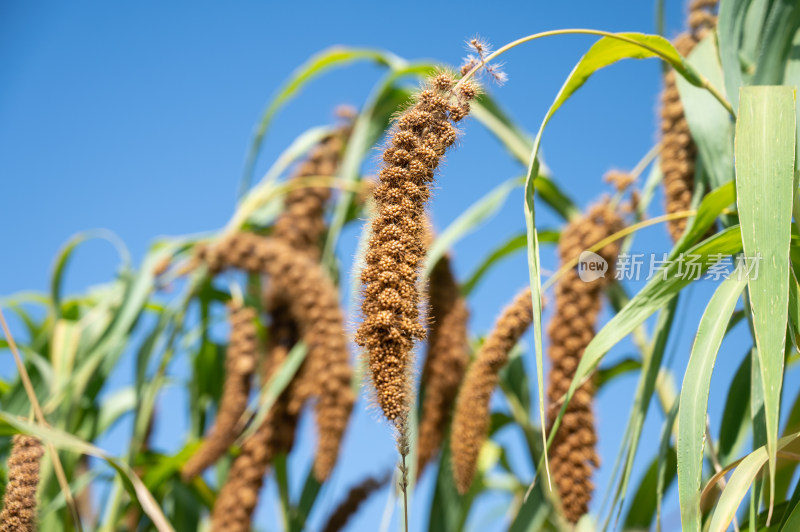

{"left": 546, "top": 200, "right": 623, "bottom": 523}
{"left": 209, "top": 333, "right": 297, "bottom": 532}
{"left": 660, "top": 0, "right": 718, "bottom": 242}
{"left": 356, "top": 72, "right": 476, "bottom": 424}
{"left": 417, "top": 255, "right": 470, "bottom": 472}
{"left": 321, "top": 474, "right": 389, "bottom": 532}
{"left": 0, "top": 435, "right": 44, "bottom": 532}
{"left": 451, "top": 287, "right": 533, "bottom": 494}
{"left": 261, "top": 121, "right": 352, "bottom": 468}
{"left": 197, "top": 233, "right": 354, "bottom": 481}
{"left": 181, "top": 303, "right": 258, "bottom": 480}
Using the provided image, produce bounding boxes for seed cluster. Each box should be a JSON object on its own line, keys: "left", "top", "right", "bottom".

{"left": 356, "top": 73, "right": 475, "bottom": 423}
{"left": 0, "top": 435, "right": 43, "bottom": 532}
{"left": 182, "top": 304, "right": 258, "bottom": 480}
{"left": 661, "top": 0, "right": 718, "bottom": 242}
{"left": 321, "top": 474, "right": 388, "bottom": 532}
{"left": 272, "top": 125, "right": 348, "bottom": 258}
{"left": 546, "top": 201, "right": 623, "bottom": 523}
{"left": 261, "top": 123, "right": 350, "bottom": 462}
{"left": 417, "top": 255, "right": 470, "bottom": 471}
{"left": 209, "top": 339, "right": 296, "bottom": 532}
{"left": 451, "top": 287, "right": 533, "bottom": 494}
{"left": 197, "top": 232, "right": 354, "bottom": 481}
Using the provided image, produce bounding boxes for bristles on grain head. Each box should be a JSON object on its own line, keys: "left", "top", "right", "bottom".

{"left": 181, "top": 303, "right": 258, "bottom": 480}
{"left": 322, "top": 473, "right": 390, "bottom": 532}
{"left": 356, "top": 74, "right": 475, "bottom": 425}
{"left": 451, "top": 287, "right": 533, "bottom": 494}
{"left": 461, "top": 36, "right": 507, "bottom": 85}
{"left": 0, "top": 435, "right": 44, "bottom": 532}
{"left": 546, "top": 201, "right": 623, "bottom": 523}
{"left": 196, "top": 233, "right": 354, "bottom": 482}
{"left": 417, "top": 255, "right": 470, "bottom": 471}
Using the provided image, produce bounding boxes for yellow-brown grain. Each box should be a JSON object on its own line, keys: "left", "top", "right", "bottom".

{"left": 450, "top": 287, "right": 533, "bottom": 494}
{"left": 356, "top": 73, "right": 476, "bottom": 424}
{"left": 546, "top": 201, "right": 623, "bottom": 523}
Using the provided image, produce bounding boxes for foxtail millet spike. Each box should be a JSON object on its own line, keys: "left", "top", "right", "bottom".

{"left": 451, "top": 287, "right": 534, "bottom": 494}
{"left": 196, "top": 233, "right": 354, "bottom": 481}
{"left": 262, "top": 119, "right": 352, "bottom": 463}
{"left": 181, "top": 303, "right": 258, "bottom": 480}
{"left": 0, "top": 435, "right": 44, "bottom": 532}
{"left": 356, "top": 72, "right": 477, "bottom": 424}
{"left": 209, "top": 336, "right": 298, "bottom": 532}
{"left": 417, "top": 255, "right": 470, "bottom": 472}
{"left": 271, "top": 121, "right": 350, "bottom": 259}
{"left": 321, "top": 474, "right": 389, "bottom": 532}
{"left": 660, "top": 0, "right": 718, "bottom": 242}
{"left": 546, "top": 200, "right": 623, "bottom": 523}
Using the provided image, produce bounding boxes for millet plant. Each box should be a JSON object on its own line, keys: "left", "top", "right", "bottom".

{"left": 2, "top": 0, "right": 800, "bottom": 530}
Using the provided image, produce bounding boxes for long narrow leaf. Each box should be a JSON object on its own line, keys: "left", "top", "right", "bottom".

{"left": 677, "top": 272, "right": 747, "bottom": 531}
{"left": 735, "top": 86, "right": 796, "bottom": 505}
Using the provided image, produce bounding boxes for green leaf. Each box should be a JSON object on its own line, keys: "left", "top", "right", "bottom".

{"left": 752, "top": 0, "right": 800, "bottom": 85}
{"left": 718, "top": 350, "right": 753, "bottom": 466}
{"left": 239, "top": 46, "right": 403, "bottom": 194}
{"left": 50, "top": 230, "right": 130, "bottom": 318}
{"left": 623, "top": 448, "right": 677, "bottom": 530}
{"left": 595, "top": 357, "right": 642, "bottom": 388}
{"left": 460, "top": 229, "right": 558, "bottom": 298}
{"left": 718, "top": 0, "right": 753, "bottom": 114}
{"left": 424, "top": 177, "right": 524, "bottom": 278}
{"left": 675, "top": 35, "right": 735, "bottom": 191}
{"left": 677, "top": 273, "right": 747, "bottom": 531}
{"left": 600, "top": 298, "right": 678, "bottom": 530}
{"left": 471, "top": 95, "right": 533, "bottom": 165}
{"left": 735, "top": 85, "right": 796, "bottom": 502}
{"left": 657, "top": 403, "right": 680, "bottom": 532}
{"left": 708, "top": 433, "right": 800, "bottom": 532}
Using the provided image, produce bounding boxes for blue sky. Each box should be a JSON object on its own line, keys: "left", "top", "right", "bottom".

{"left": 0, "top": 1, "right": 771, "bottom": 531}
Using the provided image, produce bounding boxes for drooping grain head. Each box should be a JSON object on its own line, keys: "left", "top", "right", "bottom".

{"left": 322, "top": 474, "right": 389, "bottom": 532}
{"left": 417, "top": 255, "right": 470, "bottom": 472}
{"left": 660, "top": 0, "right": 718, "bottom": 242}
{"left": 197, "top": 233, "right": 354, "bottom": 481}
{"left": 181, "top": 303, "right": 258, "bottom": 480}
{"left": 0, "top": 435, "right": 44, "bottom": 532}
{"left": 356, "top": 73, "right": 476, "bottom": 424}
{"left": 546, "top": 200, "right": 623, "bottom": 523}
{"left": 451, "top": 287, "right": 533, "bottom": 494}
{"left": 262, "top": 119, "right": 353, "bottom": 462}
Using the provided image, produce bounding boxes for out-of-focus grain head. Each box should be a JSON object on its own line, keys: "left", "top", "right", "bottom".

{"left": 322, "top": 473, "right": 390, "bottom": 532}
{"left": 195, "top": 233, "right": 354, "bottom": 482}
{"left": 546, "top": 200, "right": 623, "bottom": 523}
{"left": 0, "top": 435, "right": 44, "bottom": 532}
{"left": 181, "top": 303, "right": 258, "bottom": 480}
{"left": 417, "top": 255, "right": 470, "bottom": 472}
{"left": 451, "top": 287, "right": 533, "bottom": 494}
{"left": 660, "top": 0, "right": 718, "bottom": 242}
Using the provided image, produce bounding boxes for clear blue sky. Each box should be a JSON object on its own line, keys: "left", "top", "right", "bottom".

{"left": 0, "top": 1, "right": 770, "bottom": 531}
